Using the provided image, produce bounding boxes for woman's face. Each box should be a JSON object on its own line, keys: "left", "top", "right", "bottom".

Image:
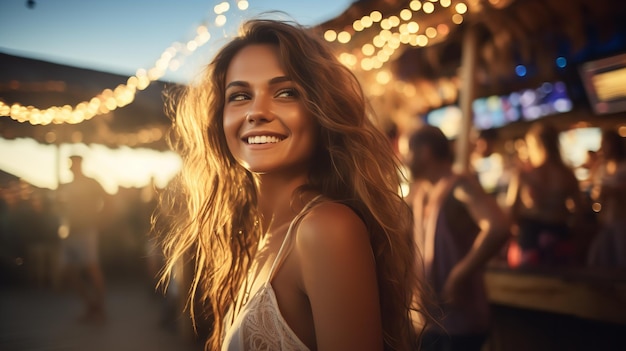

{"left": 223, "top": 44, "right": 318, "bottom": 176}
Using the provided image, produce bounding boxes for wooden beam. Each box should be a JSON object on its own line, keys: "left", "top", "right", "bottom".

{"left": 454, "top": 24, "right": 478, "bottom": 173}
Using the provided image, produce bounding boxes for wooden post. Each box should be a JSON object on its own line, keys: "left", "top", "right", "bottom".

{"left": 55, "top": 142, "right": 61, "bottom": 188}
{"left": 454, "top": 24, "right": 478, "bottom": 173}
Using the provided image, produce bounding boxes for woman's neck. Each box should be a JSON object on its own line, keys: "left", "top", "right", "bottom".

{"left": 257, "top": 173, "right": 310, "bottom": 233}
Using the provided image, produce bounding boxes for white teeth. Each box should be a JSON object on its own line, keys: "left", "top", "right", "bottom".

{"left": 247, "top": 135, "right": 282, "bottom": 144}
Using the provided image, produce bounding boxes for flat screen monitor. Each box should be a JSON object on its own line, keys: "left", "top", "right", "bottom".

{"left": 518, "top": 81, "right": 573, "bottom": 121}
{"left": 473, "top": 94, "right": 522, "bottom": 130}
{"left": 580, "top": 52, "right": 626, "bottom": 115}
{"left": 472, "top": 81, "right": 573, "bottom": 130}
{"left": 473, "top": 95, "right": 506, "bottom": 130}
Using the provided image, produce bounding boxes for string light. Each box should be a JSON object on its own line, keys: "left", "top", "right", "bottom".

{"left": 331, "top": 1, "right": 467, "bottom": 72}
{"left": 1, "top": 0, "right": 249, "bottom": 125}
{"left": 2, "top": 0, "right": 468, "bottom": 125}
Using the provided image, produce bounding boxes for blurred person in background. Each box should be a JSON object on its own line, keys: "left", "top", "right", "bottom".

{"left": 470, "top": 128, "right": 514, "bottom": 207}
{"left": 505, "top": 122, "right": 584, "bottom": 268}
{"left": 58, "top": 155, "right": 107, "bottom": 324}
{"left": 587, "top": 129, "right": 626, "bottom": 268}
{"left": 406, "top": 125, "right": 510, "bottom": 351}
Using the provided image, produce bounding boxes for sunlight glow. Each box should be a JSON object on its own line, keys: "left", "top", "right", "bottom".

{"left": 0, "top": 138, "right": 181, "bottom": 194}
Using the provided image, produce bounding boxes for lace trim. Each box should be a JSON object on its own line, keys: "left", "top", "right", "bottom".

{"left": 240, "top": 283, "right": 310, "bottom": 351}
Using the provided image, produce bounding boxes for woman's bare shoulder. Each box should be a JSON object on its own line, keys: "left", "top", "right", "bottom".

{"left": 292, "top": 200, "right": 371, "bottom": 265}
{"left": 292, "top": 200, "right": 378, "bottom": 306}
{"left": 296, "top": 201, "right": 368, "bottom": 244}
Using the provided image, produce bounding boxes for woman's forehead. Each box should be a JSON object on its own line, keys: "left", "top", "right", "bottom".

{"left": 225, "top": 44, "right": 286, "bottom": 83}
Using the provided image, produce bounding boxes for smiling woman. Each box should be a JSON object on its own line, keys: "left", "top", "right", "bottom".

{"left": 158, "top": 18, "right": 436, "bottom": 351}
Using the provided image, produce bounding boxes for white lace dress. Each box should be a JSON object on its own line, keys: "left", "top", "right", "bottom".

{"left": 221, "top": 282, "right": 310, "bottom": 351}
{"left": 221, "top": 196, "right": 323, "bottom": 351}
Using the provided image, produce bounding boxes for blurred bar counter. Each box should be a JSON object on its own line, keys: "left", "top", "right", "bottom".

{"left": 484, "top": 262, "right": 626, "bottom": 351}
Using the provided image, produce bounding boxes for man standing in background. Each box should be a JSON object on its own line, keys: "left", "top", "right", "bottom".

{"left": 58, "top": 155, "right": 107, "bottom": 324}
{"left": 406, "top": 125, "right": 510, "bottom": 351}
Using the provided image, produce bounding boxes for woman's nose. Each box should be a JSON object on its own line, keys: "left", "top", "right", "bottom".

{"left": 246, "top": 111, "right": 270, "bottom": 124}
{"left": 245, "top": 97, "right": 273, "bottom": 124}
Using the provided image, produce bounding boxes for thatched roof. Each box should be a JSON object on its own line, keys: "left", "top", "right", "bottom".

{"left": 316, "top": 0, "right": 626, "bottom": 130}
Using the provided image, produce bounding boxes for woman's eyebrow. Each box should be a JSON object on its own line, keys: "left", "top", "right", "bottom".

{"left": 225, "top": 80, "right": 248, "bottom": 89}
{"left": 268, "top": 76, "right": 291, "bottom": 85}
{"left": 225, "top": 76, "right": 292, "bottom": 90}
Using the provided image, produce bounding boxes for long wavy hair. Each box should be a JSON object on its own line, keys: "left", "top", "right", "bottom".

{"left": 158, "top": 18, "right": 431, "bottom": 350}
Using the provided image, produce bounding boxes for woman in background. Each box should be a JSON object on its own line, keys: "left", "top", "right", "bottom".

{"left": 506, "top": 122, "right": 583, "bottom": 267}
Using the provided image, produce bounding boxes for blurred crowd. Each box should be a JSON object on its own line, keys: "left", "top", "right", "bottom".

{"left": 1, "top": 122, "right": 625, "bottom": 288}
{"left": 0, "top": 159, "right": 172, "bottom": 330}
{"left": 0, "top": 178, "right": 159, "bottom": 287}
{"left": 467, "top": 123, "right": 626, "bottom": 270}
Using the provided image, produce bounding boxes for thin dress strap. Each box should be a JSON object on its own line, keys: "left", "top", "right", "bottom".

{"left": 265, "top": 195, "right": 323, "bottom": 284}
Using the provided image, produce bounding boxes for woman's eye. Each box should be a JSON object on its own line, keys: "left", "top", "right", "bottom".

{"left": 227, "top": 92, "right": 249, "bottom": 102}
{"left": 276, "top": 88, "right": 298, "bottom": 98}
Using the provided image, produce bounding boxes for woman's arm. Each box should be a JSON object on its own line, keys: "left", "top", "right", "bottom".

{"left": 295, "top": 202, "right": 383, "bottom": 351}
